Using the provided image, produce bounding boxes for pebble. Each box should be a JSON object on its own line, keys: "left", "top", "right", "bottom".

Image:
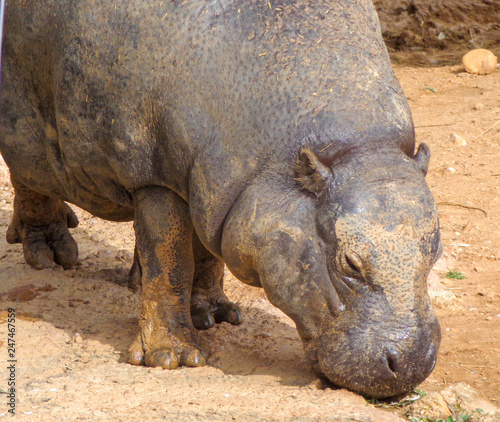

{"left": 306, "top": 379, "right": 324, "bottom": 389}
{"left": 462, "top": 49, "right": 497, "bottom": 75}
{"left": 473, "top": 103, "right": 484, "bottom": 111}
{"left": 447, "top": 167, "right": 457, "bottom": 173}
{"left": 450, "top": 132, "right": 467, "bottom": 146}
{"left": 463, "top": 220, "right": 473, "bottom": 233}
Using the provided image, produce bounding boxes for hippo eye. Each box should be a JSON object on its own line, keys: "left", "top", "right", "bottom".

{"left": 341, "top": 252, "right": 362, "bottom": 277}
{"left": 345, "top": 255, "right": 360, "bottom": 274}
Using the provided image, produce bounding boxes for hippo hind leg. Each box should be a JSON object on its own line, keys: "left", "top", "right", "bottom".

{"left": 7, "top": 177, "right": 79, "bottom": 270}
{"left": 190, "top": 233, "right": 243, "bottom": 330}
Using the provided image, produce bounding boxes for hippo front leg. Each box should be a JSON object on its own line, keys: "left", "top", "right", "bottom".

{"left": 127, "top": 186, "right": 205, "bottom": 369}
{"left": 190, "top": 233, "right": 243, "bottom": 330}
{"left": 127, "top": 245, "right": 142, "bottom": 292}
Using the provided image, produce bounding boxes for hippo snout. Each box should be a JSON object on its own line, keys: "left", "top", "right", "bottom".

{"left": 315, "top": 315, "right": 441, "bottom": 398}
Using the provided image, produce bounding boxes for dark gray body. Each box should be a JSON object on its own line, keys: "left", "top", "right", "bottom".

{"left": 0, "top": 0, "right": 442, "bottom": 398}
{"left": 1, "top": 0, "right": 412, "bottom": 252}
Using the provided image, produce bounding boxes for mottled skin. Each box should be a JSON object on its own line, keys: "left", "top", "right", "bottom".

{"left": 0, "top": 0, "right": 442, "bottom": 398}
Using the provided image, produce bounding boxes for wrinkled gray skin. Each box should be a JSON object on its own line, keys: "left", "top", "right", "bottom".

{"left": 0, "top": 0, "right": 442, "bottom": 398}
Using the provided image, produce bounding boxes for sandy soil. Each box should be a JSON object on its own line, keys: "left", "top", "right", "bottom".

{"left": 395, "top": 63, "right": 500, "bottom": 406}
{"left": 0, "top": 50, "right": 499, "bottom": 422}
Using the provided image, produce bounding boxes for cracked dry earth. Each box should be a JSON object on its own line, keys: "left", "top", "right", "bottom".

{"left": 0, "top": 63, "right": 499, "bottom": 421}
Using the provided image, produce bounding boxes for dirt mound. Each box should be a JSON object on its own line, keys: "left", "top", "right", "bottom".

{"left": 374, "top": 0, "right": 500, "bottom": 51}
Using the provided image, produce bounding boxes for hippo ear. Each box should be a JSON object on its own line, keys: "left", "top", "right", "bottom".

{"left": 414, "top": 143, "right": 430, "bottom": 176}
{"left": 295, "top": 147, "right": 332, "bottom": 196}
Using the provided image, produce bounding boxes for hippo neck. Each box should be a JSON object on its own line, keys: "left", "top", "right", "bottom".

{"left": 325, "top": 145, "right": 423, "bottom": 189}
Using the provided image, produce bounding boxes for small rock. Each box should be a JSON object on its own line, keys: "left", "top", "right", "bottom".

{"left": 473, "top": 103, "right": 484, "bottom": 111}
{"left": 80, "top": 356, "right": 90, "bottom": 364}
{"left": 72, "top": 333, "right": 83, "bottom": 343}
{"left": 429, "top": 289, "right": 459, "bottom": 310}
{"left": 441, "top": 383, "right": 499, "bottom": 419}
{"left": 406, "top": 392, "right": 451, "bottom": 420}
{"left": 462, "top": 49, "right": 497, "bottom": 75}
{"left": 306, "top": 378, "right": 324, "bottom": 389}
{"left": 450, "top": 132, "right": 467, "bottom": 146}
{"left": 408, "top": 385, "right": 499, "bottom": 421}
{"left": 447, "top": 167, "right": 457, "bottom": 173}
{"left": 463, "top": 220, "right": 473, "bottom": 233}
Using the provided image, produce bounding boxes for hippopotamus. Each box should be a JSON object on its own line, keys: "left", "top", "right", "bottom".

{"left": 0, "top": 0, "right": 442, "bottom": 398}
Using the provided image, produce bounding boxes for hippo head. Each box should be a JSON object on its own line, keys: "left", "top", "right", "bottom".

{"left": 221, "top": 143, "right": 442, "bottom": 398}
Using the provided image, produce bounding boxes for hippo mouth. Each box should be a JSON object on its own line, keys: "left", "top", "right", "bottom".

{"left": 309, "top": 320, "right": 441, "bottom": 399}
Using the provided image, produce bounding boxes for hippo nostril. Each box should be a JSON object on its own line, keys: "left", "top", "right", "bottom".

{"left": 385, "top": 349, "right": 404, "bottom": 375}
{"left": 387, "top": 355, "right": 398, "bottom": 374}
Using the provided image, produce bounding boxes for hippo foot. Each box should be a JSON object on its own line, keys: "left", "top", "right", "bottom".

{"left": 191, "top": 298, "right": 243, "bottom": 330}
{"left": 7, "top": 180, "right": 79, "bottom": 270}
{"left": 127, "top": 329, "right": 206, "bottom": 369}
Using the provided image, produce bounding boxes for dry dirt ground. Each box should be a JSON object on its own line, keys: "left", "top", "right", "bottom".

{"left": 375, "top": 0, "right": 500, "bottom": 55}
{"left": 0, "top": 52, "right": 500, "bottom": 422}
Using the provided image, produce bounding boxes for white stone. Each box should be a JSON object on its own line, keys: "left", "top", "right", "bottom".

{"left": 450, "top": 132, "right": 467, "bottom": 146}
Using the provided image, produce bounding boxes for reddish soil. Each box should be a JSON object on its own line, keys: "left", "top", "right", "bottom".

{"left": 395, "top": 63, "right": 500, "bottom": 405}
